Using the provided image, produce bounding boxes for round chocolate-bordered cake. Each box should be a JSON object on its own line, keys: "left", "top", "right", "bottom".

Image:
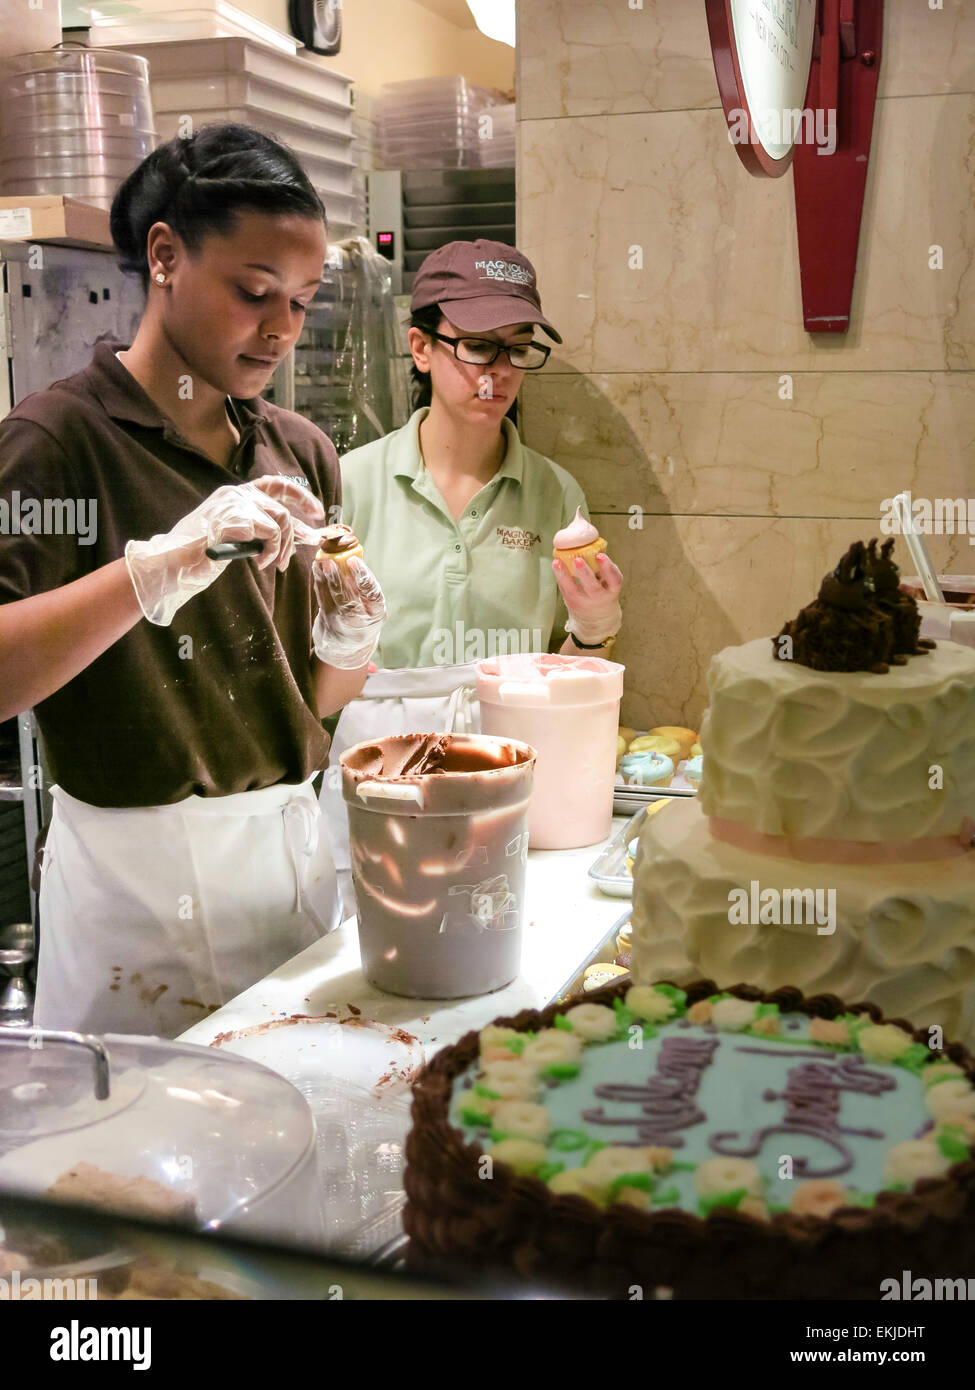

{"left": 403, "top": 980, "right": 975, "bottom": 1299}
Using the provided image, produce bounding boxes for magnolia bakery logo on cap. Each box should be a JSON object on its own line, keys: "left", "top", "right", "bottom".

{"left": 475, "top": 258, "right": 534, "bottom": 288}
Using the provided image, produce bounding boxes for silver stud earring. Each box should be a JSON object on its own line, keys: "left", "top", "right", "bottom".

{"left": 154, "top": 272, "right": 166, "bottom": 284}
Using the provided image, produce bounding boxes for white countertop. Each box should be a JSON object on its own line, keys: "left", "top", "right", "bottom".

{"left": 178, "top": 821, "right": 630, "bottom": 1059}
{"left": 176, "top": 820, "right": 633, "bottom": 1257}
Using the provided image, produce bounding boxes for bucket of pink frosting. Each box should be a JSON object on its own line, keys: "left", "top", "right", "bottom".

{"left": 475, "top": 652, "right": 625, "bottom": 850}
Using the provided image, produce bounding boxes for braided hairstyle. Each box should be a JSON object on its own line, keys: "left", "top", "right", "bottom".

{"left": 110, "top": 123, "right": 327, "bottom": 291}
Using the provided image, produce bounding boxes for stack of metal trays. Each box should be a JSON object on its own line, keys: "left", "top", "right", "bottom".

{"left": 0, "top": 48, "right": 155, "bottom": 210}
{"left": 400, "top": 167, "right": 516, "bottom": 291}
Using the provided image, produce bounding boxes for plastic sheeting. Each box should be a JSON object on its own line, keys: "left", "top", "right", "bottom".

{"left": 290, "top": 236, "right": 410, "bottom": 455}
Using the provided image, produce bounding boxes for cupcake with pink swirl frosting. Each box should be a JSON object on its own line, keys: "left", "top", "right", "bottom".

{"left": 553, "top": 506, "right": 607, "bottom": 574}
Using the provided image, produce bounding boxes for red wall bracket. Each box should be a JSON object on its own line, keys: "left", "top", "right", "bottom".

{"left": 792, "top": 0, "right": 883, "bottom": 333}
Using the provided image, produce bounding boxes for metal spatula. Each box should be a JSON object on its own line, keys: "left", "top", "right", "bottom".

{"left": 206, "top": 521, "right": 324, "bottom": 561}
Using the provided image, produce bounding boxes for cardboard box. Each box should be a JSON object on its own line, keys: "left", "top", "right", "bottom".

{"left": 0, "top": 197, "right": 113, "bottom": 251}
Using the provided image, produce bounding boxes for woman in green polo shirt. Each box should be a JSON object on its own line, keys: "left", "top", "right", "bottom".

{"left": 323, "top": 240, "right": 624, "bottom": 912}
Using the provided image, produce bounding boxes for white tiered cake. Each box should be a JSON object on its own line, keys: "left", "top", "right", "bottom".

{"left": 632, "top": 635, "right": 975, "bottom": 1045}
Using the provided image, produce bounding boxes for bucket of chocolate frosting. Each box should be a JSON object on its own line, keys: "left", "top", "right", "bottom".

{"left": 340, "top": 733, "right": 536, "bottom": 998}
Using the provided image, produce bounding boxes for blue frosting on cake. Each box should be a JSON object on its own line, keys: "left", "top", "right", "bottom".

{"left": 451, "top": 999, "right": 971, "bottom": 1216}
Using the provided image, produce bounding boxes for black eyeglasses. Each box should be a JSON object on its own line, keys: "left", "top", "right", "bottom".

{"left": 429, "top": 331, "right": 551, "bottom": 371}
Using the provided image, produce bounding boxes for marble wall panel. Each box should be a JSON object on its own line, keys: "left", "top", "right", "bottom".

{"left": 518, "top": 0, "right": 975, "bottom": 122}
{"left": 522, "top": 369, "right": 975, "bottom": 517}
{"left": 518, "top": 94, "right": 975, "bottom": 374}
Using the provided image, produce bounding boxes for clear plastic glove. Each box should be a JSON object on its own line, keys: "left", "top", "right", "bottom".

{"left": 312, "top": 555, "right": 387, "bottom": 670}
{"left": 125, "top": 476, "right": 326, "bottom": 626}
{"left": 553, "top": 550, "right": 624, "bottom": 646}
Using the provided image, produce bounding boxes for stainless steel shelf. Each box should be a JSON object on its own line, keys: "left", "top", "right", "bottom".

{"left": 0, "top": 786, "right": 25, "bottom": 803}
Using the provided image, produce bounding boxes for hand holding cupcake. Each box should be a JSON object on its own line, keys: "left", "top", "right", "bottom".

{"left": 552, "top": 507, "right": 623, "bottom": 649}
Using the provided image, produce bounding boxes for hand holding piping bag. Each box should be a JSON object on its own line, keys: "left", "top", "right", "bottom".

{"left": 552, "top": 507, "right": 623, "bottom": 646}
{"left": 311, "top": 524, "right": 387, "bottom": 669}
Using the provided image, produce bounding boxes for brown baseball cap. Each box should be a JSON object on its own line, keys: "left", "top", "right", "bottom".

{"left": 410, "top": 239, "right": 562, "bottom": 344}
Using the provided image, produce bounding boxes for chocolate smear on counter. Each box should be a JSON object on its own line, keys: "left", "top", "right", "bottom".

{"left": 773, "top": 540, "right": 895, "bottom": 673}
{"left": 865, "top": 537, "right": 936, "bottom": 657}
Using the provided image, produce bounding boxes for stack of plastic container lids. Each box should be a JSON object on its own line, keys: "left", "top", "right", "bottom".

{"left": 0, "top": 47, "right": 156, "bottom": 211}
{"left": 101, "top": 35, "right": 358, "bottom": 239}
{"left": 477, "top": 102, "right": 515, "bottom": 168}
{"left": 85, "top": 0, "right": 301, "bottom": 55}
{"left": 349, "top": 89, "right": 379, "bottom": 238}
{"left": 377, "top": 75, "right": 502, "bottom": 171}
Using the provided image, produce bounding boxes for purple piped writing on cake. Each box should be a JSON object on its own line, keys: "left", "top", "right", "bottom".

{"left": 736, "top": 1047, "right": 832, "bottom": 1061}
{"left": 709, "top": 1054, "right": 898, "bottom": 1178}
{"left": 580, "top": 1036, "right": 718, "bottom": 1147}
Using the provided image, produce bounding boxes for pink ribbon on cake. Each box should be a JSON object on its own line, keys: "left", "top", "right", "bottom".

{"left": 708, "top": 815, "right": 975, "bottom": 865}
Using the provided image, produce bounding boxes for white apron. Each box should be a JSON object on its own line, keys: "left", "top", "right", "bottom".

{"left": 321, "top": 663, "right": 480, "bottom": 918}
{"left": 34, "top": 777, "right": 341, "bottom": 1039}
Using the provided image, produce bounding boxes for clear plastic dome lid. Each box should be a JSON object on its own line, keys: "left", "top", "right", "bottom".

{"left": 0, "top": 1030, "right": 317, "bottom": 1233}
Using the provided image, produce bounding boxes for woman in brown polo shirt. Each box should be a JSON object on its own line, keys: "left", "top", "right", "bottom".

{"left": 0, "top": 124, "right": 386, "bottom": 1037}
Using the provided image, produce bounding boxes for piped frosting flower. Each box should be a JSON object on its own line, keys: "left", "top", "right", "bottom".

{"left": 521, "top": 1029, "right": 584, "bottom": 1071}
{"left": 479, "top": 1058, "right": 540, "bottom": 1102}
{"left": 789, "top": 1180, "right": 850, "bottom": 1218}
{"left": 883, "top": 1139, "right": 953, "bottom": 1187}
{"left": 488, "top": 1138, "right": 548, "bottom": 1176}
{"left": 925, "top": 1079, "right": 975, "bottom": 1122}
{"left": 809, "top": 1017, "right": 851, "bottom": 1047}
{"left": 941, "top": 1114, "right": 975, "bottom": 1139}
{"left": 711, "top": 997, "right": 759, "bottom": 1032}
{"left": 751, "top": 1014, "right": 781, "bottom": 1036}
{"left": 625, "top": 985, "right": 679, "bottom": 1022}
{"left": 582, "top": 1146, "right": 652, "bottom": 1197}
{"left": 491, "top": 1101, "right": 552, "bottom": 1143}
{"left": 687, "top": 1000, "right": 712, "bottom": 1024}
{"left": 922, "top": 1061, "right": 965, "bottom": 1089}
{"left": 479, "top": 1025, "right": 520, "bottom": 1054}
{"left": 563, "top": 1002, "right": 618, "bottom": 1042}
{"left": 695, "top": 1157, "right": 763, "bottom": 1199}
{"left": 857, "top": 1023, "right": 915, "bottom": 1064}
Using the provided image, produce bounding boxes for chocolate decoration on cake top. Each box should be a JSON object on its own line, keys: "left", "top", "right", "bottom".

{"left": 865, "top": 537, "right": 936, "bottom": 658}
{"left": 773, "top": 540, "right": 895, "bottom": 673}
